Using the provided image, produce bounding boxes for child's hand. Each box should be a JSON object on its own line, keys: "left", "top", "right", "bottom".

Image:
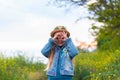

{"left": 52, "top": 31, "right": 68, "bottom": 46}
{"left": 61, "top": 32, "right": 68, "bottom": 41}
{"left": 52, "top": 33, "right": 59, "bottom": 42}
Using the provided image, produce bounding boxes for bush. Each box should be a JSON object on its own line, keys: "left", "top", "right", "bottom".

{"left": 73, "top": 49, "right": 120, "bottom": 80}
{"left": 0, "top": 54, "right": 47, "bottom": 80}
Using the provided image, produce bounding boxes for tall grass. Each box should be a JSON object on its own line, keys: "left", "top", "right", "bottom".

{"left": 0, "top": 54, "right": 47, "bottom": 80}
{"left": 1, "top": 48, "right": 120, "bottom": 80}
{"left": 73, "top": 49, "right": 120, "bottom": 80}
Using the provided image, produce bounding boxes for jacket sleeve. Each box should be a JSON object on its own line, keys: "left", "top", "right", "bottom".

{"left": 41, "top": 38, "right": 55, "bottom": 58}
{"left": 65, "top": 38, "right": 79, "bottom": 59}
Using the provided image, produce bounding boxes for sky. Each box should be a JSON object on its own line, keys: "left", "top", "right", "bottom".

{"left": 0, "top": 0, "right": 95, "bottom": 51}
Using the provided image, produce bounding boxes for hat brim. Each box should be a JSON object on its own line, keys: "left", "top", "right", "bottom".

{"left": 50, "top": 30, "right": 70, "bottom": 37}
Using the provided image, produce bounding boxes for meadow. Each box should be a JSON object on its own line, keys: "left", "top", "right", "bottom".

{"left": 0, "top": 48, "right": 120, "bottom": 80}
{"left": 73, "top": 48, "right": 120, "bottom": 80}
{"left": 0, "top": 53, "right": 47, "bottom": 80}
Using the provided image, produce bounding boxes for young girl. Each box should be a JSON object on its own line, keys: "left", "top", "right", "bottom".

{"left": 41, "top": 26, "right": 79, "bottom": 80}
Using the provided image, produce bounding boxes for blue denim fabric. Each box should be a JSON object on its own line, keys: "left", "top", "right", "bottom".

{"left": 41, "top": 38, "right": 79, "bottom": 76}
{"left": 48, "top": 77, "right": 72, "bottom": 80}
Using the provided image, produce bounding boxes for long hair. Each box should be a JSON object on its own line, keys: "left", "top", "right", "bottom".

{"left": 44, "top": 46, "right": 55, "bottom": 71}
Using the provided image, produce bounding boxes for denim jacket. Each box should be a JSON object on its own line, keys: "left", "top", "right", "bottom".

{"left": 41, "top": 38, "right": 79, "bottom": 76}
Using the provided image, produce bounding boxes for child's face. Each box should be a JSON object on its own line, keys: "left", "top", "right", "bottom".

{"left": 54, "top": 31, "right": 67, "bottom": 46}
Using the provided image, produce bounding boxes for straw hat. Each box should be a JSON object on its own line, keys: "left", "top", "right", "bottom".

{"left": 50, "top": 26, "right": 70, "bottom": 37}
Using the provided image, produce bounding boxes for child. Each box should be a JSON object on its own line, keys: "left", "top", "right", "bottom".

{"left": 41, "top": 26, "right": 79, "bottom": 80}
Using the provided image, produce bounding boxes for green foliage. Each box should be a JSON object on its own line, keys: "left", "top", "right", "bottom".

{"left": 0, "top": 54, "right": 47, "bottom": 80}
{"left": 88, "top": 0, "right": 120, "bottom": 50}
{"left": 73, "top": 49, "right": 120, "bottom": 80}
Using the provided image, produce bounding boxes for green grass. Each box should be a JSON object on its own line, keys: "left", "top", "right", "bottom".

{"left": 73, "top": 49, "right": 120, "bottom": 80}
{"left": 0, "top": 54, "right": 47, "bottom": 80}
{"left": 1, "top": 48, "right": 120, "bottom": 80}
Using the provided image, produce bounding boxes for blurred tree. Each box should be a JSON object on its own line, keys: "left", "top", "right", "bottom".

{"left": 49, "top": 0, "right": 88, "bottom": 7}
{"left": 88, "top": 0, "right": 120, "bottom": 50}
{"left": 52, "top": 0, "right": 120, "bottom": 50}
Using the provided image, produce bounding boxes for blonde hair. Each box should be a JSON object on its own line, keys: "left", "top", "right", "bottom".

{"left": 44, "top": 46, "right": 55, "bottom": 71}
